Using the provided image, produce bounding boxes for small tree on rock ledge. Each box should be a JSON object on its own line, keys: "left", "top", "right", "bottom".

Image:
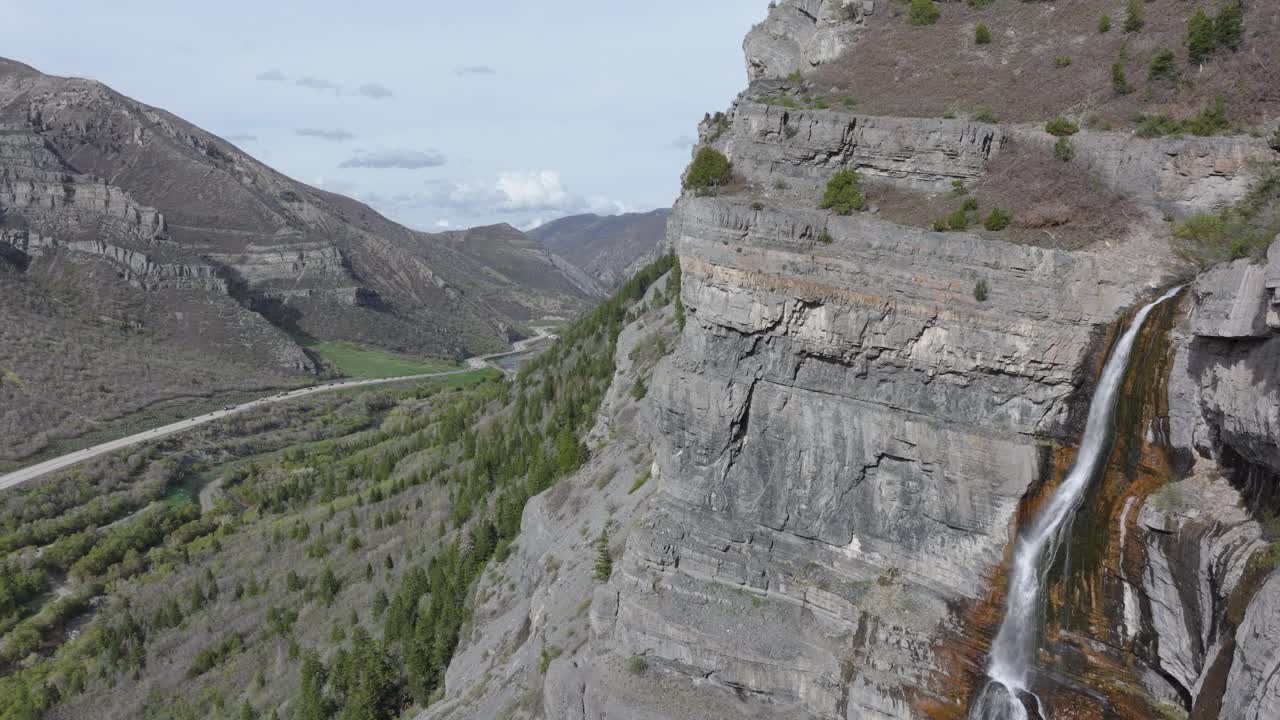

{"left": 907, "top": 0, "right": 940, "bottom": 26}
{"left": 819, "top": 170, "right": 866, "bottom": 215}
{"left": 593, "top": 529, "right": 612, "bottom": 582}
{"left": 683, "top": 148, "right": 733, "bottom": 193}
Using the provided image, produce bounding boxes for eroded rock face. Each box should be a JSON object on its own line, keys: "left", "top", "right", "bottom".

{"left": 1147, "top": 237, "right": 1280, "bottom": 719}
{"left": 1170, "top": 239, "right": 1280, "bottom": 473}
{"left": 600, "top": 192, "right": 1171, "bottom": 718}
{"left": 5, "top": 231, "right": 229, "bottom": 293}
{"left": 1132, "top": 474, "right": 1265, "bottom": 707}
{"left": 1222, "top": 573, "right": 1280, "bottom": 719}
{"left": 743, "top": 1, "right": 868, "bottom": 81}
{"left": 1006, "top": 127, "right": 1274, "bottom": 218}
{"left": 722, "top": 104, "right": 1002, "bottom": 193}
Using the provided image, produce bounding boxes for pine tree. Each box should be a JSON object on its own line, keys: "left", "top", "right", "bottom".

{"left": 298, "top": 651, "right": 327, "bottom": 720}
{"left": 319, "top": 566, "right": 341, "bottom": 607}
{"left": 593, "top": 529, "right": 612, "bottom": 582}
{"left": 1215, "top": 1, "right": 1244, "bottom": 51}
{"left": 1187, "top": 8, "right": 1217, "bottom": 64}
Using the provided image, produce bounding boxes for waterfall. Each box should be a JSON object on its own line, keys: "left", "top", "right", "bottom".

{"left": 968, "top": 286, "right": 1182, "bottom": 720}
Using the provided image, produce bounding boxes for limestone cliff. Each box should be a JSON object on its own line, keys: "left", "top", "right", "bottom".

{"left": 420, "top": 3, "right": 1280, "bottom": 719}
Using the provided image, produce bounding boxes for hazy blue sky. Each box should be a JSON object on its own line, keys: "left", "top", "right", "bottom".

{"left": 6, "top": 1, "right": 765, "bottom": 231}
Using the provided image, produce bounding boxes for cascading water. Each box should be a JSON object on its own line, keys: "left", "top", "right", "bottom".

{"left": 967, "top": 286, "right": 1182, "bottom": 720}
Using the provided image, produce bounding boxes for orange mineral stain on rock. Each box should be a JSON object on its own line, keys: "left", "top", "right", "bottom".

{"left": 920, "top": 295, "right": 1186, "bottom": 720}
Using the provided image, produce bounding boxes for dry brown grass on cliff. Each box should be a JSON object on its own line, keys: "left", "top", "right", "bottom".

{"left": 869, "top": 138, "right": 1136, "bottom": 250}
{"left": 811, "top": 0, "right": 1280, "bottom": 128}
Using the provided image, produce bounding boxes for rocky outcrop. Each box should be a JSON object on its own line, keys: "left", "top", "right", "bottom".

{"left": 208, "top": 241, "right": 350, "bottom": 285}
{"left": 1007, "top": 127, "right": 1275, "bottom": 218}
{"left": 720, "top": 102, "right": 1002, "bottom": 193}
{"left": 3, "top": 230, "right": 228, "bottom": 292}
{"left": 1130, "top": 473, "right": 1266, "bottom": 711}
{"left": 1222, "top": 573, "right": 1280, "bottom": 720}
{"left": 1170, "top": 239, "right": 1280, "bottom": 474}
{"left": 744, "top": 1, "right": 868, "bottom": 80}
{"left": 712, "top": 102, "right": 1269, "bottom": 215}
{"left": 1137, "top": 236, "right": 1280, "bottom": 720}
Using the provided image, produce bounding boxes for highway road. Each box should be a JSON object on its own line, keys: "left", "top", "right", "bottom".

{"left": 0, "top": 330, "right": 556, "bottom": 494}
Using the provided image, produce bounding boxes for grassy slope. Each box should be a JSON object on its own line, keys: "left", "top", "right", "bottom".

{"left": 305, "top": 341, "right": 460, "bottom": 379}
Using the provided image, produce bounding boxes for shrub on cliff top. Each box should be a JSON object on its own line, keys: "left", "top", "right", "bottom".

{"left": 975, "top": 24, "right": 992, "bottom": 45}
{"left": 932, "top": 208, "right": 970, "bottom": 232}
{"left": 971, "top": 105, "right": 998, "bottom": 124}
{"left": 683, "top": 148, "right": 732, "bottom": 192}
{"left": 1123, "top": 0, "right": 1144, "bottom": 33}
{"left": 819, "top": 170, "right": 866, "bottom": 215}
{"left": 1044, "top": 117, "right": 1079, "bottom": 137}
{"left": 907, "top": 0, "right": 940, "bottom": 26}
{"left": 1136, "top": 98, "right": 1230, "bottom": 138}
{"left": 983, "top": 208, "right": 1012, "bottom": 231}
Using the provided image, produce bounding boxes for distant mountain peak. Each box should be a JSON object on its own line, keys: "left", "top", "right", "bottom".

{"left": 529, "top": 209, "right": 671, "bottom": 290}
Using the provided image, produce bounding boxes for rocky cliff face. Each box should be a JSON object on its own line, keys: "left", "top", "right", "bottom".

{"left": 1150, "top": 239, "right": 1280, "bottom": 719}
{"left": 744, "top": 0, "right": 870, "bottom": 81}
{"left": 423, "top": 3, "right": 1280, "bottom": 719}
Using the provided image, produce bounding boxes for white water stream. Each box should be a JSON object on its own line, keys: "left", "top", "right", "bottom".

{"left": 968, "top": 287, "right": 1181, "bottom": 720}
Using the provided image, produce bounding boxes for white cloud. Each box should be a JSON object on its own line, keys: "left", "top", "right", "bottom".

{"left": 294, "top": 75, "right": 342, "bottom": 93}
{"left": 454, "top": 65, "right": 496, "bottom": 77}
{"left": 411, "top": 170, "right": 632, "bottom": 222}
{"left": 255, "top": 70, "right": 395, "bottom": 99}
{"left": 434, "top": 220, "right": 452, "bottom": 228}
{"left": 340, "top": 149, "right": 447, "bottom": 169}
{"left": 355, "top": 82, "right": 394, "bottom": 99}
{"left": 495, "top": 170, "right": 570, "bottom": 211}
{"left": 296, "top": 127, "right": 355, "bottom": 141}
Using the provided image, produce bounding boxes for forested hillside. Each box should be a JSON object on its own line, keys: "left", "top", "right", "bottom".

{"left": 0, "top": 255, "right": 677, "bottom": 720}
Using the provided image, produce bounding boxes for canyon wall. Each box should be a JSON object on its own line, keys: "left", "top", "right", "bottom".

{"left": 423, "top": 3, "right": 1280, "bottom": 718}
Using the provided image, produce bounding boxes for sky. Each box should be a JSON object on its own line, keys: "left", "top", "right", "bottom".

{"left": 5, "top": 1, "right": 766, "bottom": 231}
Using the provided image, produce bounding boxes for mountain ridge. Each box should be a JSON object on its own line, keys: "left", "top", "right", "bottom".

{"left": 529, "top": 209, "right": 670, "bottom": 290}
{"left": 0, "top": 57, "right": 594, "bottom": 461}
